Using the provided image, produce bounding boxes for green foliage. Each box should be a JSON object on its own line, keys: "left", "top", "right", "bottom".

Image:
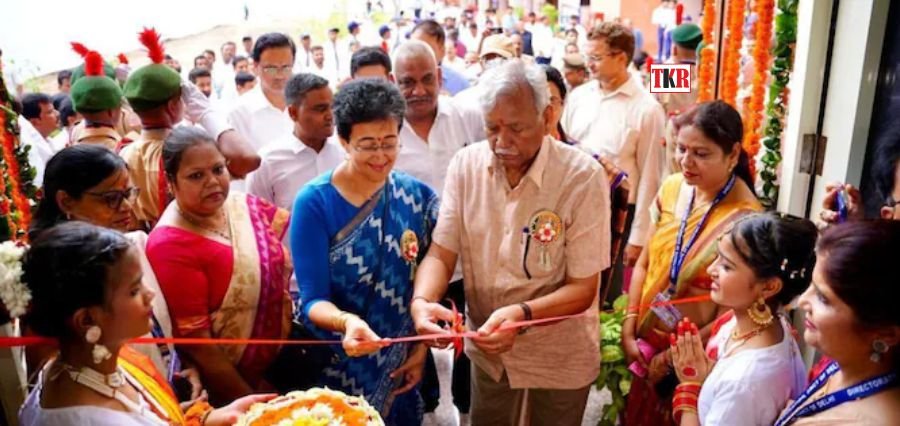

{"left": 596, "top": 294, "right": 632, "bottom": 426}
{"left": 759, "top": 0, "right": 799, "bottom": 209}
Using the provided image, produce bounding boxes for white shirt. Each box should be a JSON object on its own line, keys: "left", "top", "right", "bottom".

{"left": 247, "top": 134, "right": 344, "bottom": 212}
{"left": 227, "top": 85, "right": 293, "bottom": 153}
{"left": 562, "top": 75, "right": 666, "bottom": 246}
{"left": 460, "top": 30, "right": 482, "bottom": 54}
{"left": 213, "top": 61, "right": 235, "bottom": 99}
{"left": 323, "top": 40, "right": 346, "bottom": 81}
{"left": 50, "top": 128, "right": 71, "bottom": 150}
{"left": 450, "top": 86, "right": 487, "bottom": 142}
{"left": 652, "top": 6, "right": 677, "bottom": 29}
{"left": 531, "top": 23, "right": 556, "bottom": 58}
{"left": 293, "top": 47, "right": 314, "bottom": 73}
{"left": 395, "top": 96, "right": 480, "bottom": 283}
{"left": 395, "top": 96, "right": 479, "bottom": 198}
{"left": 698, "top": 317, "right": 807, "bottom": 426}
{"left": 20, "top": 370, "right": 168, "bottom": 426}
{"left": 18, "top": 119, "right": 58, "bottom": 187}
{"left": 307, "top": 62, "right": 338, "bottom": 90}
{"left": 181, "top": 80, "right": 233, "bottom": 139}
{"left": 443, "top": 56, "right": 467, "bottom": 75}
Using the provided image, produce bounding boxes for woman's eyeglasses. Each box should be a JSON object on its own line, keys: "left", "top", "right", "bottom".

{"left": 86, "top": 187, "right": 141, "bottom": 210}
{"left": 352, "top": 142, "right": 402, "bottom": 155}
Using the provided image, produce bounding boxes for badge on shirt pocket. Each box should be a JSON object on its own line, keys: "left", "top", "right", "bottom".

{"left": 401, "top": 229, "right": 419, "bottom": 279}
{"left": 528, "top": 210, "right": 562, "bottom": 271}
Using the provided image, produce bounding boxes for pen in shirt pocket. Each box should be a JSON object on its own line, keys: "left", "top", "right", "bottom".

{"left": 521, "top": 227, "right": 532, "bottom": 280}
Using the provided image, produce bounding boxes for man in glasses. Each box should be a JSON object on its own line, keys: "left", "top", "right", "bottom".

{"left": 411, "top": 60, "right": 610, "bottom": 426}
{"left": 821, "top": 124, "right": 900, "bottom": 223}
{"left": 562, "top": 22, "right": 666, "bottom": 295}
{"left": 228, "top": 32, "right": 296, "bottom": 154}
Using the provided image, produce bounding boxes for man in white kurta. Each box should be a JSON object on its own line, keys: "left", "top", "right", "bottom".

{"left": 562, "top": 22, "right": 666, "bottom": 268}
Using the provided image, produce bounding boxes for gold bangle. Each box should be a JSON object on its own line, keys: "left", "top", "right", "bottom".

{"left": 333, "top": 311, "right": 359, "bottom": 333}
{"left": 624, "top": 313, "right": 638, "bottom": 321}
{"left": 200, "top": 408, "right": 213, "bottom": 426}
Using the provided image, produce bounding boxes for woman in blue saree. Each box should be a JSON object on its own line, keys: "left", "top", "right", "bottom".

{"left": 290, "top": 78, "right": 438, "bottom": 425}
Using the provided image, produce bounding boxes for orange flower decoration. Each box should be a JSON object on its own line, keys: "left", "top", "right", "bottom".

{"left": 0, "top": 111, "right": 29, "bottom": 240}
{"left": 720, "top": 0, "right": 747, "bottom": 107}
{"left": 696, "top": 0, "right": 717, "bottom": 103}
{"left": 742, "top": 0, "right": 775, "bottom": 177}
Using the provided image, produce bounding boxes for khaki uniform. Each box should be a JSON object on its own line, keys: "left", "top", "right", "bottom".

{"left": 120, "top": 128, "right": 169, "bottom": 228}
{"left": 72, "top": 125, "right": 120, "bottom": 150}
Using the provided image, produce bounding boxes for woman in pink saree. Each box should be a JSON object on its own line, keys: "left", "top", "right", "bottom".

{"left": 147, "top": 127, "right": 292, "bottom": 404}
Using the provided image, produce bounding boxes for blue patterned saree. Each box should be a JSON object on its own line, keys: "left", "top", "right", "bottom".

{"left": 301, "top": 172, "right": 439, "bottom": 425}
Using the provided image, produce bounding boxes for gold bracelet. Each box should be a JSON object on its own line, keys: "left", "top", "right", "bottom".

{"left": 624, "top": 313, "right": 638, "bottom": 321}
{"left": 200, "top": 408, "right": 213, "bottom": 426}
{"left": 332, "top": 311, "right": 359, "bottom": 333}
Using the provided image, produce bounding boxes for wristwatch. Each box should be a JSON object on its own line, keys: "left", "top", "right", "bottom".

{"left": 517, "top": 302, "right": 532, "bottom": 335}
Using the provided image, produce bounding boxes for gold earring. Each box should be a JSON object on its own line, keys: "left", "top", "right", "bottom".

{"left": 870, "top": 340, "right": 889, "bottom": 363}
{"left": 748, "top": 297, "right": 774, "bottom": 326}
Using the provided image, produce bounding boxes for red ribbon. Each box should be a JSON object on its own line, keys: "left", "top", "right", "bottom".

{"left": 0, "top": 295, "right": 711, "bottom": 348}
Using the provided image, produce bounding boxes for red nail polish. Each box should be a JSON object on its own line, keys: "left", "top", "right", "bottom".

{"left": 669, "top": 333, "right": 676, "bottom": 345}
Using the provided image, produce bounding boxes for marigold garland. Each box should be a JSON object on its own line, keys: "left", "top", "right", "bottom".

{"left": 0, "top": 113, "right": 16, "bottom": 237}
{"left": 1, "top": 131, "right": 31, "bottom": 238}
{"left": 743, "top": 0, "right": 776, "bottom": 179}
{"left": 720, "top": 0, "right": 747, "bottom": 107}
{"left": 0, "top": 73, "right": 39, "bottom": 242}
{"left": 696, "top": 0, "right": 717, "bottom": 103}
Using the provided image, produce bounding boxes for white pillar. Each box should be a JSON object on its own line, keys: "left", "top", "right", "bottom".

{"left": 777, "top": 0, "right": 890, "bottom": 216}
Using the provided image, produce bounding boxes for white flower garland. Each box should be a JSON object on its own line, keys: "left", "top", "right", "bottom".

{"left": 0, "top": 241, "right": 29, "bottom": 320}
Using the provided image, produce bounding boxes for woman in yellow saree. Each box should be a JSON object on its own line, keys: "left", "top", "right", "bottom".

{"left": 622, "top": 101, "right": 762, "bottom": 425}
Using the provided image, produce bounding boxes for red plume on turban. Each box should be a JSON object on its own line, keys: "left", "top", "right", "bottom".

{"left": 138, "top": 27, "right": 165, "bottom": 64}
{"left": 71, "top": 42, "right": 104, "bottom": 77}
{"left": 676, "top": 3, "right": 684, "bottom": 25}
{"left": 117, "top": 53, "right": 129, "bottom": 65}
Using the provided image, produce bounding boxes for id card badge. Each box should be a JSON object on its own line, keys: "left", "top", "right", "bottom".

{"left": 650, "top": 292, "right": 683, "bottom": 329}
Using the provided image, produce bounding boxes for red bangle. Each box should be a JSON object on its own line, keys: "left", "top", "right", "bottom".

{"left": 676, "top": 382, "right": 701, "bottom": 394}
{"left": 674, "top": 390, "right": 699, "bottom": 400}
{"left": 673, "top": 397, "right": 698, "bottom": 408}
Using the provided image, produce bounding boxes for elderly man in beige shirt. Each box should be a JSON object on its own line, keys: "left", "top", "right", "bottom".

{"left": 411, "top": 59, "right": 611, "bottom": 426}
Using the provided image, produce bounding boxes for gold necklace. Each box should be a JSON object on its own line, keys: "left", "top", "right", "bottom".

{"left": 176, "top": 206, "right": 231, "bottom": 240}
{"left": 814, "top": 377, "right": 832, "bottom": 400}
{"left": 723, "top": 321, "right": 774, "bottom": 357}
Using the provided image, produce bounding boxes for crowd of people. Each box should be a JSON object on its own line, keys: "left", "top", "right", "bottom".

{"left": 2, "top": 3, "right": 899, "bottom": 426}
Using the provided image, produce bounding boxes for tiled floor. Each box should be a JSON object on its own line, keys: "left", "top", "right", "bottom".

{"left": 428, "top": 349, "right": 612, "bottom": 426}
